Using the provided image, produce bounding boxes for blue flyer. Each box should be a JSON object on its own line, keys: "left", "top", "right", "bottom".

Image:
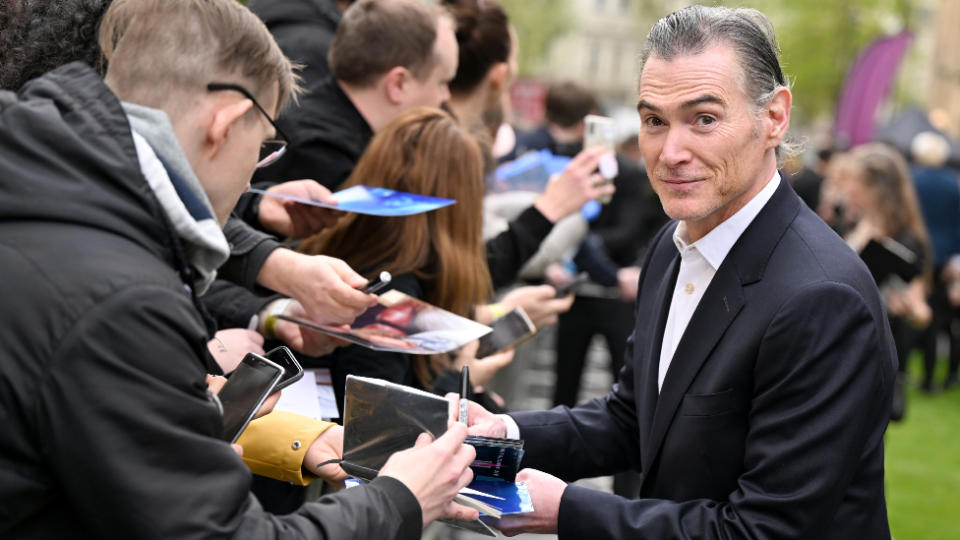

{"left": 465, "top": 477, "right": 535, "bottom": 516}
{"left": 249, "top": 185, "right": 455, "bottom": 216}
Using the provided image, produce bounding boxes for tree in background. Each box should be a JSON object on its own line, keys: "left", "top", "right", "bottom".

{"left": 501, "top": 0, "right": 921, "bottom": 131}
{"left": 499, "top": 0, "right": 572, "bottom": 79}
{"left": 748, "top": 0, "right": 916, "bottom": 126}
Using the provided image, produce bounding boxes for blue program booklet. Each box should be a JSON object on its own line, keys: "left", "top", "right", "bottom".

{"left": 248, "top": 185, "right": 455, "bottom": 216}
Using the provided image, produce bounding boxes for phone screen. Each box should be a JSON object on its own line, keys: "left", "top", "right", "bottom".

{"left": 265, "top": 346, "right": 304, "bottom": 391}
{"left": 219, "top": 354, "right": 283, "bottom": 443}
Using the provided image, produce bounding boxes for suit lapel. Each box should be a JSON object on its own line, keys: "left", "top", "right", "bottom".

{"left": 641, "top": 263, "right": 744, "bottom": 474}
{"left": 638, "top": 250, "right": 680, "bottom": 448}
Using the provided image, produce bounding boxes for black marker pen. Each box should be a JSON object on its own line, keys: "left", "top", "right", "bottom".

{"left": 359, "top": 271, "right": 391, "bottom": 294}
{"left": 458, "top": 365, "right": 470, "bottom": 425}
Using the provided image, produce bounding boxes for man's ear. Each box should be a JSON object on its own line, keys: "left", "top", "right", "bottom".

{"left": 764, "top": 86, "right": 791, "bottom": 148}
{"left": 205, "top": 98, "right": 254, "bottom": 159}
{"left": 383, "top": 66, "right": 410, "bottom": 105}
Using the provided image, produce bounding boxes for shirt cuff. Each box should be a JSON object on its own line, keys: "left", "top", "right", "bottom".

{"left": 497, "top": 413, "right": 521, "bottom": 440}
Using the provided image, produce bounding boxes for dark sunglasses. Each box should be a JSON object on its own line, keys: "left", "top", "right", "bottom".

{"left": 207, "top": 82, "right": 289, "bottom": 168}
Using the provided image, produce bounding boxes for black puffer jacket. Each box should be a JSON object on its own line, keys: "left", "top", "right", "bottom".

{"left": 0, "top": 62, "right": 420, "bottom": 540}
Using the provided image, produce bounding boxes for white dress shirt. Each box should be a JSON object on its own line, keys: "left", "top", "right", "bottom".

{"left": 658, "top": 170, "right": 781, "bottom": 391}
{"left": 499, "top": 171, "right": 782, "bottom": 438}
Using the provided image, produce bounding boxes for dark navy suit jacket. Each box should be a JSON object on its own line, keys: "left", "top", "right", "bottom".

{"left": 512, "top": 179, "right": 895, "bottom": 539}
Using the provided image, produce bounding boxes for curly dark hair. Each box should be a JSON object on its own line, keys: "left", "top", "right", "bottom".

{"left": 0, "top": 0, "right": 112, "bottom": 90}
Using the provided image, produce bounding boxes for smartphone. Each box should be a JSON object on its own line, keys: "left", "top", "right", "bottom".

{"left": 218, "top": 352, "right": 284, "bottom": 443}
{"left": 583, "top": 114, "right": 617, "bottom": 152}
{"left": 553, "top": 272, "right": 590, "bottom": 298}
{"left": 475, "top": 306, "right": 536, "bottom": 359}
{"left": 583, "top": 114, "right": 617, "bottom": 203}
{"left": 264, "top": 345, "right": 304, "bottom": 391}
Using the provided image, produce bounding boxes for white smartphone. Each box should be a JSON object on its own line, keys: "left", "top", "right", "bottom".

{"left": 583, "top": 114, "right": 618, "bottom": 203}
{"left": 583, "top": 114, "right": 617, "bottom": 152}
{"left": 218, "top": 352, "right": 284, "bottom": 443}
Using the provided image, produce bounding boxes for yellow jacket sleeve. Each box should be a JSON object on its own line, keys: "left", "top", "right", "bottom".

{"left": 236, "top": 411, "right": 334, "bottom": 486}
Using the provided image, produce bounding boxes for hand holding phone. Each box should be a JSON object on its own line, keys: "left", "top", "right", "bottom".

{"left": 475, "top": 306, "right": 536, "bottom": 358}
{"left": 553, "top": 272, "right": 590, "bottom": 298}
{"left": 217, "top": 353, "right": 285, "bottom": 443}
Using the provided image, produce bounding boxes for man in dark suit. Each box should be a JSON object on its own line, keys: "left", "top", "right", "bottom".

{"left": 459, "top": 5, "right": 896, "bottom": 539}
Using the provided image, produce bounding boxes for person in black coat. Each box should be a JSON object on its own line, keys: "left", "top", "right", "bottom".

{"left": 249, "top": 0, "right": 459, "bottom": 192}
{"left": 459, "top": 6, "right": 896, "bottom": 539}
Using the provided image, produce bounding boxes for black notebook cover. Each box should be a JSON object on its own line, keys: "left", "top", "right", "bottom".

{"left": 860, "top": 236, "right": 921, "bottom": 286}
{"left": 341, "top": 376, "right": 531, "bottom": 535}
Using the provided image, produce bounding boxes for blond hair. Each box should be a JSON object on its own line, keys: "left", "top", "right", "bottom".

{"left": 99, "top": 0, "right": 300, "bottom": 114}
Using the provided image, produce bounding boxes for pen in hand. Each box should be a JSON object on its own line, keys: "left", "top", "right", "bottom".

{"left": 359, "top": 271, "right": 391, "bottom": 294}
{"left": 458, "top": 365, "right": 470, "bottom": 425}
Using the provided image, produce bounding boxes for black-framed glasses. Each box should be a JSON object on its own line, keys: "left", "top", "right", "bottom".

{"left": 207, "top": 82, "right": 289, "bottom": 169}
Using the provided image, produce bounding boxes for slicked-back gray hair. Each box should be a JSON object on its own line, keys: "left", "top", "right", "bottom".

{"left": 639, "top": 5, "right": 799, "bottom": 159}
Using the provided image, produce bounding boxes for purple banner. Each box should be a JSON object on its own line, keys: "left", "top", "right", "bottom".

{"left": 833, "top": 31, "right": 913, "bottom": 148}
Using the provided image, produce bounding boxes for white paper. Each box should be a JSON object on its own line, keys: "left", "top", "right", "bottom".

{"left": 274, "top": 368, "right": 339, "bottom": 420}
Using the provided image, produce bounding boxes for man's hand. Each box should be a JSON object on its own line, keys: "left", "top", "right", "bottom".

{"left": 264, "top": 299, "right": 349, "bottom": 356}
{"left": 207, "top": 328, "right": 264, "bottom": 373}
{"left": 379, "top": 423, "right": 479, "bottom": 527}
{"left": 445, "top": 393, "right": 508, "bottom": 439}
{"left": 304, "top": 425, "right": 348, "bottom": 489}
{"left": 257, "top": 180, "right": 343, "bottom": 238}
{"left": 535, "top": 147, "right": 616, "bottom": 223}
{"left": 491, "top": 469, "right": 566, "bottom": 536}
{"left": 496, "top": 285, "right": 575, "bottom": 329}
{"left": 257, "top": 250, "right": 377, "bottom": 325}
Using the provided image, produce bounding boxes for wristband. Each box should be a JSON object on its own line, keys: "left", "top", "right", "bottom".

{"left": 262, "top": 298, "right": 293, "bottom": 340}
{"left": 487, "top": 302, "right": 507, "bottom": 321}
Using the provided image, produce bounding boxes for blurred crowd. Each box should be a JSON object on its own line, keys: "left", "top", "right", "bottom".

{"left": 0, "top": 0, "right": 955, "bottom": 538}
{"left": 788, "top": 129, "right": 960, "bottom": 419}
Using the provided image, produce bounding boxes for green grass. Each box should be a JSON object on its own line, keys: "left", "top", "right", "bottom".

{"left": 886, "top": 353, "right": 960, "bottom": 540}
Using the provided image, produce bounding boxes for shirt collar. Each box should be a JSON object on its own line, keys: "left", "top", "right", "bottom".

{"left": 673, "top": 170, "right": 781, "bottom": 269}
